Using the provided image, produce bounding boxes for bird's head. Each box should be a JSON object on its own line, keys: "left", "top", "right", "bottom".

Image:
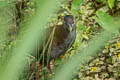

{"left": 63, "top": 15, "right": 76, "bottom": 32}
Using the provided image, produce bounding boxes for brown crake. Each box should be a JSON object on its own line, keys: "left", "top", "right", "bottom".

{"left": 30, "top": 15, "right": 76, "bottom": 80}
{"left": 36, "top": 15, "right": 76, "bottom": 66}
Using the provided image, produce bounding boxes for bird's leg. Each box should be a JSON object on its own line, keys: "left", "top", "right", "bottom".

{"left": 30, "top": 61, "right": 42, "bottom": 80}
{"left": 37, "top": 63, "right": 42, "bottom": 72}
{"left": 34, "top": 63, "right": 42, "bottom": 80}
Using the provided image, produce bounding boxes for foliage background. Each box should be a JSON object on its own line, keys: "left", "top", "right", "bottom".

{"left": 0, "top": 0, "right": 120, "bottom": 80}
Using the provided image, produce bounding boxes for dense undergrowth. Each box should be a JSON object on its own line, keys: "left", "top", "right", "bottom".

{"left": 0, "top": 0, "right": 120, "bottom": 80}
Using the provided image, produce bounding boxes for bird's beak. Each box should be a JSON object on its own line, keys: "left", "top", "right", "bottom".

{"left": 68, "top": 25, "right": 73, "bottom": 32}
{"left": 68, "top": 20, "right": 75, "bottom": 32}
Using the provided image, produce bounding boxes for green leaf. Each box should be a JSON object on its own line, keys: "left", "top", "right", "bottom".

{"left": 71, "top": 0, "right": 83, "bottom": 15}
{"left": 95, "top": 10, "right": 119, "bottom": 33}
{"left": 107, "top": 0, "right": 115, "bottom": 9}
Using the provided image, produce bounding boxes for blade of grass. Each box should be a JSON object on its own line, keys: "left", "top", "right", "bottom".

{"left": 107, "top": 0, "right": 115, "bottom": 9}
{"left": 0, "top": 0, "right": 64, "bottom": 80}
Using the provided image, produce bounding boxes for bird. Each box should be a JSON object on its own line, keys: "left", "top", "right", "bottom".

{"left": 39, "top": 15, "right": 76, "bottom": 65}
{"left": 30, "top": 15, "right": 76, "bottom": 79}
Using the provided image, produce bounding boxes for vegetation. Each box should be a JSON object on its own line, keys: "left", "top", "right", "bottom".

{"left": 0, "top": 0, "right": 120, "bottom": 80}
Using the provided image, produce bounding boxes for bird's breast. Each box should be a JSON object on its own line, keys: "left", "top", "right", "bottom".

{"left": 64, "top": 30, "right": 76, "bottom": 49}
{"left": 48, "top": 30, "right": 76, "bottom": 60}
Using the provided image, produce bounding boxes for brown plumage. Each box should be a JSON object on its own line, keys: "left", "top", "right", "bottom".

{"left": 30, "top": 15, "right": 76, "bottom": 80}
{"left": 37, "top": 15, "right": 76, "bottom": 65}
